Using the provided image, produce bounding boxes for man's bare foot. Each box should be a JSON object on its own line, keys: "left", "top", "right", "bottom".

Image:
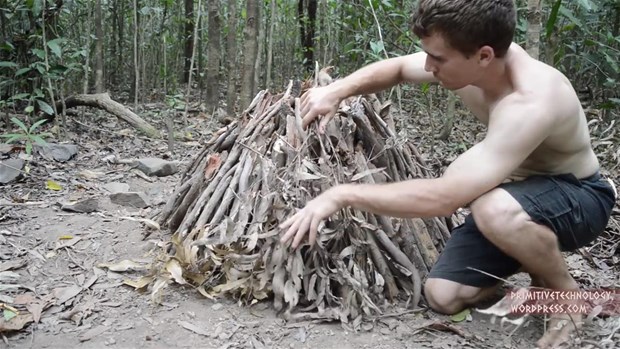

{"left": 536, "top": 313, "right": 583, "bottom": 349}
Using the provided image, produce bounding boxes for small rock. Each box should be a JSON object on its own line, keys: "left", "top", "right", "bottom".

{"left": 61, "top": 198, "right": 99, "bottom": 213}
{"left": 104, "top": 337, "right": 116, "bottom": 346}
{"left": 0, "top": 143, "right": 12, "bottom": 156}
{"left": 0, "top": 159, "right": 25, "bottom": 184}
{"left": 103, "top": 182, "right": 130, "bottom": 194}
{"left": 211, "top": 303, "right": 223, "bottom": 311}
{"left": 134, "top": 158, "right": 178, "bottom": 177}
{"left": 109, "top": 192, "right": 150, "bottom": 208}
{"left": 36, "top": 143, "right": 78, "bottom": 162}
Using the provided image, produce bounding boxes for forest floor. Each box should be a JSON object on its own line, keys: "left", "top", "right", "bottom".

{"left": 0, "top": 98, "right": 619, "bottom": 349}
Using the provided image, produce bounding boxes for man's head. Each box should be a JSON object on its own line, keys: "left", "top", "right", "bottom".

{"left": 412, "top": 0, "right": 516, "bottom": 89}
{"left": 413, "top": 0, "right": 516, "bottom": 58}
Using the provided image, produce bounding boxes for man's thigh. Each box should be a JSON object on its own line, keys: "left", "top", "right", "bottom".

{"left": 498, "top": 172, "right": 615, "bottom": 251}
{"left": 428, "top": 214, "right": 521, "bottom": 287}
{"left": 427, "top": 172, "right": 616, "bottom": 287}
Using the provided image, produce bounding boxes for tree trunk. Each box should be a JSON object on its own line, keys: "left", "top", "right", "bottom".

{"left": 183, "top": 0, "right": 194, "bottom": 83}
{"left": 94, "top": 0, "right": 104, "bottom": 93}
{"left": 265, "top": 0, "right": 277, "bottom": 89}
{"left": 133, "top": 0, "right": 139, "bottom": 111}
{"left": 253, "top": 1, "right": 264, "bottom": 96}
{"left": 117, "top": 0, "right": 125, "bottom": 85}
{"left": 298, "top": 0, "right": 317, "bottom": 72}
{"left": 526, "top": 0, "right": 542, "bottom": 59}
{"left": 155, "top": 77, "right": 449, "bottom": 329}
{"left": 239, "top": 0, "right": 259, "bottom": 111}
{"left": 56, "top": 93, "right": 160, "bottom": 138}
{"left": 183, "top": 0, "right": 202, "bottom": 123}
{"left": 225, "top": 0, "right": 238, "bottom": 116}
{"left": 110, "top": 0, "right": 118, "bottom": 86}
{"left": 82, "top": 5, "right": 93, "bottom": 95}
{"left": 206, "top": 0, "right": 221, "bottom": 110}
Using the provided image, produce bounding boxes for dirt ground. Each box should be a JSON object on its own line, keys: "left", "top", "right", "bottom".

{"left": 1, "top": 108, "right": 619, "bottom": 349}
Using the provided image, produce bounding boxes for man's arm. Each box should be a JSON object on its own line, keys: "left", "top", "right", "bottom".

{"left": 329, "top": 52, "right": 437, "bottom": 98}
{"left": 301, "top": 52, "right": 436, "bottom": 130}
{"left": 281, "top": 98, "right": 555, "bottom": 248}
{"left": 336, "top": 100, "right": 555, "bottom": 218}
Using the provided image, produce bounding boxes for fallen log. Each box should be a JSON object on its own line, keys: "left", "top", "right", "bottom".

{"left": 55, "top": 93, "right": 160, "bottom": 138}
{"left": 147, "top": 75, "right": 452, "bottom": 329}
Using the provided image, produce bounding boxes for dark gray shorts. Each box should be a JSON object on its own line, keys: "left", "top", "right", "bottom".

{"left": 428, "top": 172, "right": 617, "bottom": 288}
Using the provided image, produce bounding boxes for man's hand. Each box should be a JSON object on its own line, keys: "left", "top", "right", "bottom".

{"left": 300, "top": 85, "right": 342, "bottom": 133}
{"left": 279, "top": 187, "right": 346, "bottom": 249}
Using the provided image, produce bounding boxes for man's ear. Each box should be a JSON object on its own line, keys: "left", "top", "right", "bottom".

{"left": 478, "top": 45, "right": 495, "bottom": 67}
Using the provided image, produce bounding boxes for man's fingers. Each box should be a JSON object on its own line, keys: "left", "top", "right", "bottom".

{"left": 308, "top": 217, "right": 320, "bottom": 246}
{"left": 280, "top": 213, "right": 302, "bottom": 244}
{"left": 300, "top": 94, "right": 310, "bottom": 118}
{"left": 279, "top": 213, "right": 296, "bottom": 232}
{"left": 292, "top": 215, "right": 313, "bottom": 249}
{"left": 318, "top": 111, "right": 335, "bottom": 134}
{"left": 302, "top": 110, "right": 319, "bottom": 129}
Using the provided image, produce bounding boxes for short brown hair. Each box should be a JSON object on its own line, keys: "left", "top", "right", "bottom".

{"left": 412, "top": 0, "right": 516, "bottom": 58}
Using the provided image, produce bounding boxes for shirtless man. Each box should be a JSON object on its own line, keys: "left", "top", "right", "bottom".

{"left": 279, "top": 0, "right": 616, "bottom": 348}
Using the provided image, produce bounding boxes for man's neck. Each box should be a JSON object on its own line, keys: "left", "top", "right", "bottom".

{"left": 472, "top": 58, "right": 513, "bottom": 102}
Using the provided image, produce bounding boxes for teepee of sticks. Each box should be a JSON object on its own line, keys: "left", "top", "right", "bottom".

{"left": 152, "top": 75, "right": 453, "bottom": 328}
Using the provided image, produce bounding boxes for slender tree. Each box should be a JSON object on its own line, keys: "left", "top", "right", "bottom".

{"left": 133, "top": 0, "right": 139, "bottom": 110}
{"left": 526, "top": 0, "right": 542, "bottom": 59}
{"left": 239, "top": 0, "right": 259, "bottom": 111}
{"left": 253, "top": 1, "right": 264, "bottom": 96}
{"left": 183, "top": 0, "right": 194, "bottom": 83}
{"left": 265, "top": 0, "right": 277, "bottom": 89}
{"left": 206, "top": 0, "right": 221, "bottom": 110}
{"left": 298, "top": 0, "right": 317, "bottom": 72}
{"left": 225, "top": 0, "right": 238, "bottom": 115}
{"left": 94, "top": 0, "right": 104, "bottom": 93}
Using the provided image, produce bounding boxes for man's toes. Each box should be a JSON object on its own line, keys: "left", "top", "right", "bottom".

{"left": 536, "top": 333, "right": 554, "bottom": 349}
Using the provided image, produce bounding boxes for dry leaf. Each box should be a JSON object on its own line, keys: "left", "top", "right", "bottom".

{"left": 120, "top": 217, "right": 161, "bottom": 230}
{"left": 26, "top": 302, "right": 44, "bottom": 323}
{"left": 204, "top": 155, "right": 222, "bottom": 179}
{"left": 54, "top": 285, "right": 82, "bottom": 305}
{"left": 79, "top": 325, "right": 109, "bottom": 342}
{"left": 178, "top": 320, "right": 211, "bottom": 337}
{"left": 0, "top": 313, "right": 33, "bottom": 332}
{"left": 123, "top": 276, "right": 154, "bottom": 290}
{"left": 0, "top": 260, "right": 27, "bottom": 272}
{"left": 165, "top": 259, "right": 186, "bottom": 285}
{"left": 45, "top": 180, "right": 62, "bottom": 191}
{"left": 77, "top": 170, "right": 104, "bottom": 179}
{"left": 351, "top": 167, "right": 386, "bottom": 181}
{"left": 151, "top": 277, "right": 170, "bottom": 304}
{"left": 82, "top": 275, "right": 99, "bottom": 290}
{"left": 12, "top": 294, "right": 36, "bottom": 305}
{"left": 54, "top": 237, "right": 82, "bottom": 250}
{"left": 97, "top": 260, "right": 148, "bottom": 272}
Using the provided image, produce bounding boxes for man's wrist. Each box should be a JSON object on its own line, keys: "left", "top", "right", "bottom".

{"left": 331, "top": 184, "right": 356, "bottom": 209}
{"left": 330, "top": 79, "right": 355, "bottom": 101}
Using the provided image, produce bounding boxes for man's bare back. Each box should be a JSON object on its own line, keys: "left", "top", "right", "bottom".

{"left": 457, "top": 43, "right": 600, "bottom": 181}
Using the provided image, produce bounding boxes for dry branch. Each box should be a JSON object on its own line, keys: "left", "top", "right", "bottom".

{"left": 150, "top": 77, "right": 452, "bottom": 329}
{"left": 55, "top": 93, "right": 160, "bottom": 138}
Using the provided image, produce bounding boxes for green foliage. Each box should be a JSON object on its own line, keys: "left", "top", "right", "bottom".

{"left": 542, "top": 0, "right": 620, "bottom": 109}
{"left": 1, "top": 117, "right": 51, "bottom": 156}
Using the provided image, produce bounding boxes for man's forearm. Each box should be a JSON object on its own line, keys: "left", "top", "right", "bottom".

{"left": 334, "top": 179, "right": 456, "bottom": 218}
{"left": 331, "top": 57, "right": 407, "bottom": 100}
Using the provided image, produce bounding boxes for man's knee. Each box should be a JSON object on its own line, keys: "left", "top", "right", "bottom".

{"left": 424, "top": 278, "right": 469, "bottom": 314}
{"left": 425, "top": 278, "right": 500, "bottom": 315}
